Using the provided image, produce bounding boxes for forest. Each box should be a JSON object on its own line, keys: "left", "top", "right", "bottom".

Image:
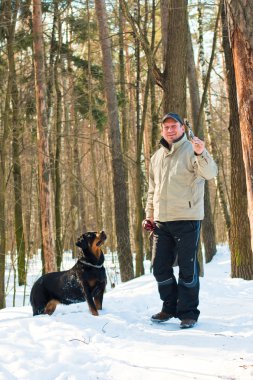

{"left": 0, "top": 0, "right": 253, "bottom": 309}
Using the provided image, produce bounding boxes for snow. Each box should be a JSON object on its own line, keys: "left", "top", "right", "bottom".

{"left": 1, "top": 245, "right": 253, "bottom": 380}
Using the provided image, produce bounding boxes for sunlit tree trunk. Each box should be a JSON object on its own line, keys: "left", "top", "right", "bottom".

{"left": 32, "top": 0, "right": 56, "bottom": 273}
{"left": 224, "top": 0, "right": 253, "bottom": 252}
{"left": 222, "top": 0, "right": 253, "bottom": 279}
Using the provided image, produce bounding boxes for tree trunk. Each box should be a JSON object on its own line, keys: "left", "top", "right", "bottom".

{"left": 86, "top": 0, "right": 102, "bottom": 230}
{"left": 208, "top": 87, "right": 231, "bottom": 233}
{"left": 201, "top": 184, "right": 216, "bottom": 263}
{"left": 222, "top": 0, "right": 253, "bottom": 279}
{"left": 118, "top": 3, "right": 129, "bottom": 157}
{"left": 187, "top": 23, "right": 202, "bottom": 135}
{"left": 163, "top": 0, "right": 188, "bottom": 114}
{"left": 186, "top": 23, "right": 204, "bottom": 276}
{"left": 0, "top": 78, "right": 10, "bottom": 309}
{"left": 150, "top": 0, "right": 159, "bottom": 154}
{"left": 160, "top": 0, "right": 169, "bottom": 69}
{"left": 197, "top": 1, "right": 217, "bottom": 262}
{"left": 6, "top": 0, "right": 26, "bottom": 285}
{"left": 32, "top": 0, "right": 56, "bottom": 273}
{"left": 0, "top": 151, "right": 6, "bottom": 308}
{"left": 135, "top": 77, "right": 150, "bottom": 277}
{"left": 65, "top": 21, "right": 87, "bottom": 254}
{"left": 225, "top": 0, "right": 253, "bottom": 252}
{"left": 54, "top": 9, "right": 63, "bottom": 270}
{"left": 94, "top": 0, "right": 134, "bottom": 281}
{"left": 133, "top": 0, "right": 144, "bottom": 277}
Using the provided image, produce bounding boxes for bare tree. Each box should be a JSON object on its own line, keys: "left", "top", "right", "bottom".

{"left": 94, "top": 0, "right": 134, "bottom": 281}
{"left": 224, "top": 0, "right": 253, "bottom": 252}
{"left": 222, "top": 0, "right": 253, "bottom": 279}
{"left": 121, "top": 0, "right": 188, "bottom": 115}
{"left": 32, "top": 0, "right": 56, "bottom": 273}
{"left": 0, "top": 54, "right": 9, "bottom": 309}
{"left": 6, "top": 0, "right": 27, "bottom": 285}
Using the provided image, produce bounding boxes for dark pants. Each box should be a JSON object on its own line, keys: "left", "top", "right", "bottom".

{"left": 152, "top": 220, "right": 201, "bottom": 321}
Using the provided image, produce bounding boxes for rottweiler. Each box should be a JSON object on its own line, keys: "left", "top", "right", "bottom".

{"left": 30, "top": 231, "right": 107, "bottom": 316}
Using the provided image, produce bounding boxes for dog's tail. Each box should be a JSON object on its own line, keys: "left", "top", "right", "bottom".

{"left": 30, "top": 279, "right": 55, "bottom": 316}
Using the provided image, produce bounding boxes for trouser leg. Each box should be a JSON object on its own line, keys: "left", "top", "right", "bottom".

{"left": 152, "top": 220, "right": 201, "bottom": 320}
{"left": 174, "top": 221, "right": 201, "bottom": 321}
{"left": 152, "top": 223, "right": 177, "bottom": 315}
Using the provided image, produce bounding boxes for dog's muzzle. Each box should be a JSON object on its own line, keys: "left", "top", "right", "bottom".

{"left": 96, "top": 231, "right": 107, "bottom": 246}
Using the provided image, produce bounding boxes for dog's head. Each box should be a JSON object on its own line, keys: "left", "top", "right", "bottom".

{"left": 76, "top": 231, "right": 107, "bottom": 260}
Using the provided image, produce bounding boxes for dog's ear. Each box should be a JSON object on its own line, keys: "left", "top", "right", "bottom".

{"left": 76, "top": 235, "right": 88, "bottom": 250}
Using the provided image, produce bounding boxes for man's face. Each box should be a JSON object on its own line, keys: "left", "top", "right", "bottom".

{"left": 161, "top": 118, "right": 185, "bottom": 144}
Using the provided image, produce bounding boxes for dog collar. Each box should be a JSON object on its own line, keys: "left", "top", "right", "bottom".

{"left": 79, "top": 259, "right": 104, "bottom": 269}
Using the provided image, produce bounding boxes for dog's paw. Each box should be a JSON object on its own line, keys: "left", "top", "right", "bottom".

{"left": 90, "top": 309, "right": 99, "bottom": 316}
{"left": 44, "top": 299, "right": 60, "bottom": 315}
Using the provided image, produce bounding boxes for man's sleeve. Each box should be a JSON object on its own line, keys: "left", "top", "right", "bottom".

{"left": 193, "top": 149, "right": 218, "bottom": 180}
{"left": 145, "top": 161, "right": 155, "bottom": 219}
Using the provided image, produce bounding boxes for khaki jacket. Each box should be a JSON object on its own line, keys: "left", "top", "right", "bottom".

{"left": 145, "top": 134, "right": 217, "bottom": 221}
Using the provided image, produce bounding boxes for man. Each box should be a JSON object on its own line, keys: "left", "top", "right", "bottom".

{"left": 144, "top": 112, "right": 217, "bottom": 329}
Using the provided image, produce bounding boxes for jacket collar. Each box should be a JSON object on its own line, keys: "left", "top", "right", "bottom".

{"left": 160, "top": 133, "right": 187, "bottom": 154}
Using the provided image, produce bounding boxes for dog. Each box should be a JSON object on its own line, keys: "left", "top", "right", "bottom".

{"left": 30, "top": 231, "right": 107, "bottom": 316}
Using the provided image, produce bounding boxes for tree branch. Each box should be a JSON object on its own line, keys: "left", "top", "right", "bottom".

{"left": 119, "top": 0, "right": 164, "bottom": 89}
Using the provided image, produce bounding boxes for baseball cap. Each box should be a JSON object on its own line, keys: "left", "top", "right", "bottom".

{"left": 162, "top": 112, "right": 184, "bottom": 125}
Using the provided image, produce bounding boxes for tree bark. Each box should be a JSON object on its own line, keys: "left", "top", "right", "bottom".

{"left": 135, "top": 74, "right": 150, "bottom": 277}
{"left": 150, "top": 0, "right": 159, "bottom": 154}
{"left": 133, "top": 0, "right": 144, "bottom": 277}
{"left": 118, "top": 3, "right": 129, "bottom": 157}
{"left": 32, "top": 0, "right": 56, "bottom": 273}
{"left": 160, "top": 0, "right": 169, "bottom": 69}
{"left": 225, "top": 0, "right": 253, "bottom": 253}
{"left": 187, "top": 24, "right": 202, "bottom": 135}
{"left": 186, "top": 6, "right": 217, "bottom": 264}
{"left": 54, "top": 4, "right": 63, "bottom": 270}
{"left": 163, "top": 0, "right": 188, "bottom": 114}
{"left": 94, "top": 0, "right": 134, "bottom": 281}
{"left": 86, "top": 0, "right": 103, "bottom": 230}
{"left": 0, "top": 74, "right": 10, "bottom": 310}
{"left": 65, "top": 17, "right": 87, "bottom": 254}
{"left": 5, "top": 0, "right": 27, "bottom": 285}
{"left": 222, "top": 0, "right": 253, "bottom": 279}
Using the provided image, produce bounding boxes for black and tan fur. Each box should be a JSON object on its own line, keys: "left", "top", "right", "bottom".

{"left": 30, "top": 231, "right": 107, "bottom": 316}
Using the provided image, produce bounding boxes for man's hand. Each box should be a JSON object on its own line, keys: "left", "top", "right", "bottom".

{"left": 142, "top": 219, "right": 155, "bottom": 232}
{"left": 191, "top": 137, "right": 205, "bottom": 155}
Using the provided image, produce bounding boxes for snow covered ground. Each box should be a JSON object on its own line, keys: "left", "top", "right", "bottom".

{"left": 0, "top": 245, "right": 253, "bottom": 380}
